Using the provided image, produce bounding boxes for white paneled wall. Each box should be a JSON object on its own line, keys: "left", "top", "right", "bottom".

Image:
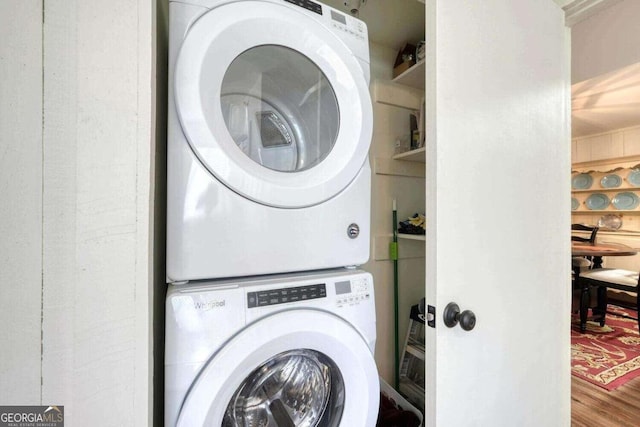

{"left": 1, "top": 0, "right": 157, "bottom": 425}
{"left": 0, "top": 0, "right": 43, "bottom": 405}
{"left": 572, "top": 125, "right": 640, "bottom": 164}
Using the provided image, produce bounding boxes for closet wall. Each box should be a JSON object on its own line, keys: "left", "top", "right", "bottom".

{"left": 0, "top": 0, "right": 43, "bottom": 405}
{"left": 365, "top": 43, "right": 425, "bottom": 382}
{"left": 0, "top": 1, "right": 159, "bottom": 425}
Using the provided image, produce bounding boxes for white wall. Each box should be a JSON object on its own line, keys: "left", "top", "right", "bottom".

{"left": 572, "top": 0, "right": 640, "bottom": 83}
{"left": 0, "top": 0, "right": 43, "bottom": 405}
{"left": 365, "top": 42, "right": 426, "bottom": 383}
{"left": 1, "top": 1, "right": 158, "bottom": 425}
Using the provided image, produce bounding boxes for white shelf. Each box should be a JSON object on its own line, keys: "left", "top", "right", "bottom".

{"left": 392, "top": 147, "right": 426, "bottom": 163}
{"left": 392, "top": 59, "right": 425, "bottom": 90}
{"left": 374, "top": 157, "right": 425, "bottom": 178}
{"left": 405, "top": 343, "right": 425, "bottom": 361}
{"left": 398, "top": 233, "right": 425, "bottom": 241}
{"left": 572, "top": 210, "right": 640, "bottom": 214}
{"left": 572, "top": 187, "right": 640, "bottom": 193}
{"left": 572, "top": 154, "right": 640, "bottom": 169}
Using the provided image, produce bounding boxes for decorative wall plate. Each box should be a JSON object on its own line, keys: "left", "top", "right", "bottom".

{"left": 585, "top": 193, "right": 610, "bottom": 210}
{"left": 600, "top": 174, "right": 622, "bottom": 188}
{"left": 572, "top": 173, "right": 593, "bottom": 189}
{"left": 597, "top": 214, "right": 622, "bottom": 230}
{"left": 611, "top": 192, "right": 640, "bottom": 210}
{"left": 571, "top": 198, "right": 579, "bottom": 211}
{"left": 627, "top": 170, "right": 640, "bottom": 187}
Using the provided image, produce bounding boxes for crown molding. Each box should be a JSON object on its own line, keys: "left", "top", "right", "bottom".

{"left": 555, "top": 0, "right": 623, "bottom": 27}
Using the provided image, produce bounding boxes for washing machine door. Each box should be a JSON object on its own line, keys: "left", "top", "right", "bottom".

{"left": 174, "top": 1, "right": 372, "bottom": 208}
{"left": 176, "top": 310, "right": 379, "bottom": 426}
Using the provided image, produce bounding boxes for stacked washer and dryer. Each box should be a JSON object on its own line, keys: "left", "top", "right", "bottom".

{"left": 165, "top": 0, "right": 378, "bottom": 425}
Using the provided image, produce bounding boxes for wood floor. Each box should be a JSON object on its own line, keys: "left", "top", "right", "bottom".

{"left": 572, "top": 375, "right": 640, "bottom": 426}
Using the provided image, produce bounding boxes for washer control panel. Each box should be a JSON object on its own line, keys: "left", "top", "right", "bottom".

{"left": 284, "top": 0, "right": 322, "bottom": 15}
{"left": 328, "top": 10, "right": 366, "bottom": 41}
{"left": 335, "top": 277, "right": 371, "bottom": 307}
{"left": 247, "top": 283, "right": 327, "bottom": 308}
{"left": 284, "top": 0, "right": 365, "bottom": 42}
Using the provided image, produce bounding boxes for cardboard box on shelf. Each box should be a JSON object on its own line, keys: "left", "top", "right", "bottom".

{"left": 393, "top": 43, "right": 417, "bottom": 78}
{"left": 393, "top": 60, "right": 415, "bottom": 78}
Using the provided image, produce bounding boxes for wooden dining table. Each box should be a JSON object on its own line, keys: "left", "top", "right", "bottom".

{"left": 572, "top": 241, "right": 638, "bottom": 331}
{"left": 571, "top": 241, "right": 638, "bottom": 269}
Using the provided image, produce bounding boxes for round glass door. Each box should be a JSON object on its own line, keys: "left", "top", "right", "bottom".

{"left": 222, "top": 349, "right": 344, "bottom": 427}
{"left": 221, "top": 46, "right": 339, "bottom": 173}
{"left": 175, "top": 309, "right": 379, "bottom": 427}
{"left": 173, "top": 1, "right": 372, "bottom": 208}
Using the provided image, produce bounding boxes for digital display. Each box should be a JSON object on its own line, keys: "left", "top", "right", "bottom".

{"left": 335, "top": 280, "right": 352, "bottom": 295}
{"left": 331, "top": 10, "right": 347, "bottom": 25}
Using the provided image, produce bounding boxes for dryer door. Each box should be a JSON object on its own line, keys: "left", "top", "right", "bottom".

{"left": 176, "top": 310, "right": 379, "bottom": 426}
{"left": 174, "top": 1, "right": 372, "bottom": 208}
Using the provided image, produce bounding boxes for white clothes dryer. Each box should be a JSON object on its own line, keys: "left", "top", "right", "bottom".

{"left": 167, "top": 0, "right": 373, "bottom": 282}
{"left": 165, "top": 268, "right": 379, "bottom": 426}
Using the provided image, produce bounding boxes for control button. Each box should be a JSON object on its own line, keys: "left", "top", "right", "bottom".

{"left": 248, "top": 292, "right": 257, "bottom": 308}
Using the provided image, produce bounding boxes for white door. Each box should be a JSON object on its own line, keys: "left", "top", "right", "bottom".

{"left": 174, "top": 1, "right": 372, "bottom": 208}
{"left": 426, "top": 1, "right": 570, "bottom": 425}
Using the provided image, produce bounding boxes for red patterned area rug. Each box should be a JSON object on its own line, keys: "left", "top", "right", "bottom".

{"left": 571, "top": 308, "right": 640, "bottom": 391}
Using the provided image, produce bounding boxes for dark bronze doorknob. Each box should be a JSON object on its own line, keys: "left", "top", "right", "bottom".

{"left": 443, "top": 302, "right": 476, "bottom": 331}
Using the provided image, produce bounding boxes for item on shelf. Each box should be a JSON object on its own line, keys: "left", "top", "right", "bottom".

{"left": 597, "top": 214, "right": 622, "bottom": 230}
{"left": 393, "top": 43, "right": 417, "bottom": 78}
{"left": 627, "top": 169, "right": 640, "bottom": 187}
{"left": 417, "top": 97, "right": 425, "bottom": 148}
{"left": 600, "top": 173, "right": 622, "bottom": 188}
{"left": 572, "top": 173, "right": 593, "bottom": 190}
{"left": 394, "top": 135, "right": 411, "bottom": 155}
{"left": 399, "top": 213, "right": 426, "bottom": 235}
{"left": 585, "top": 193, "right": 610, "bottom": 210}
{"left": 571, "top": 197, "right": 579, "bottom": 211}
{"left": 409, "top": 113, "right": 419, "bottom": 150}
{"left": 415, "top": 41, "right": 425, "bottom": 61}
{"left": 611, "top": 192, "right": 640, "bottom": 210}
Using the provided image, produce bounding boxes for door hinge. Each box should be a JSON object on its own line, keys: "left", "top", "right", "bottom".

{"left": 427, "top": 305, "right": 436, "bottom": 328}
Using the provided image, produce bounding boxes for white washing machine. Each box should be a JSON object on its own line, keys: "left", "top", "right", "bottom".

{"left": 167, "top": 0, "right": 373, "bottom": 282}
{"left": 165, "top": 268, "right": 379, "bottom": 426}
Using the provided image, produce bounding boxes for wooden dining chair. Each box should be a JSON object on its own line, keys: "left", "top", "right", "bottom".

{"left": 579, "top": 268, "right": 640, "bottom": 333}
{"left": 571, "top": 223, "right": 599, "bottom": 244}
{"left": 571, "top": 224, "right": 599, "bottom": 332}
{"left": 572, "top": 224, "right": 599, "bottom": 272}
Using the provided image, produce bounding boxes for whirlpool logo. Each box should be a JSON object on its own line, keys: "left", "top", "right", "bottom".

{"left": 193, "top": 299, "right": 226, "bottom": 311}
{"left": 0, "top": 406, "right": 64, "bottom": 426}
